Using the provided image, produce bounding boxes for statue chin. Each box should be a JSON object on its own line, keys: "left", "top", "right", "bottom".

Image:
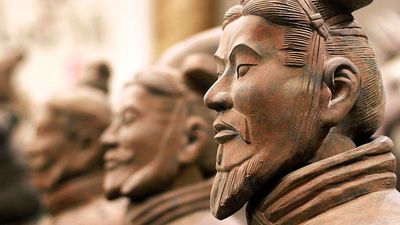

{"left": 211, "top": 154, "right": 265, "bottom": 220}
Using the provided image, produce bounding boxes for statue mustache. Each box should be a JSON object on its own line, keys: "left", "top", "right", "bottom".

{"left": 215, "top": 109, "right": 252, "bottom": 144}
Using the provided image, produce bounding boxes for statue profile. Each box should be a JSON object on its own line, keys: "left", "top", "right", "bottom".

{"left": 101, "top": 66, "right": 224, "bottom": 225}
{"left": 101, "top": 28, "right": 242, "bottom": 225}
{"left": 27, "top": 84, "right": 125, "bottom": 225}
{"left": 204, "top": 0, "right": 400, "bottom": 224}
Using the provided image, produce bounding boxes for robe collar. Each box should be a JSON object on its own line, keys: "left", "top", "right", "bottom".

{"left": 126, "top": 178, "right": 213, "bottom": 225}
{"left": 45, "top": 171, "right": 104, "bottom": 215}
{"left": 247, "top": 136, "right": 396, "bottom": 225}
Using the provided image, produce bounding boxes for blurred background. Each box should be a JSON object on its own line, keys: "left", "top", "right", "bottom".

{"left": 0, "top": 0, "right": 399, "bottom": 105}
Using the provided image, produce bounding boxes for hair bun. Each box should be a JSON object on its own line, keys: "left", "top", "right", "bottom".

{"left": 323, "top": 0, "right": 373, "bottom": 12}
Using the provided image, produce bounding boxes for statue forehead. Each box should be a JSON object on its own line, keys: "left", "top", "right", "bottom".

{"left": 215, "top": 15, "right": 285, "bottom": 60}
{"left": 118, "top": 84, "right": 177, "bottom": 113}
{"left": 34, "top": 107, "right": 65, "bottom": 133}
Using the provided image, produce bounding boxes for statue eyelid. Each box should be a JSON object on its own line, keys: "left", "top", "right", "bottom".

{"left": 236, "top": 64, "right": 257, "bottom": 79}
{"left": 121, "top": 108, "right": 139, "bottom": 125}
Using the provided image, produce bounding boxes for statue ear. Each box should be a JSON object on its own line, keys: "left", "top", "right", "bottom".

{"left": 178, "top": 117, "right": 209, "bottom": 165}
{"left": 73, "top": 131, "right": 100, "bottom": 167}
{"left": 182, "top": 53, "right": 217, "bottom": 95}
{"left": 319, "top": 57, "right": 361, "bottom": 127}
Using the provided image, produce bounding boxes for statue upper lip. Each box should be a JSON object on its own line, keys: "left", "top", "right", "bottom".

{"left": 104, "top": 150, "right": 135, "bottom": 170}
{"left": 213, "top": 120, "right": 239, "bottom": 144}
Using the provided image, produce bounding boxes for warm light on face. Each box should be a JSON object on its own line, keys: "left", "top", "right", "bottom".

{"left": 102, "top": 84, "right": 184, "bottom": 200}
{"left": 205, "top": 15, "right": 320, "bottom": 219}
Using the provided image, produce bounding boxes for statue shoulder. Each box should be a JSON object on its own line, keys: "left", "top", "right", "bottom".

{"left": 306, "top": 189, "right": 400, "bottom": 225}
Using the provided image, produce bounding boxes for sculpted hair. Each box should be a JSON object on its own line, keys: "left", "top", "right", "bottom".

{"left": 223, "top": 0, "right": 384, "bottom": 144}
{"left": 47, "top": 87, "right": 110, "bottom": 132}
{"left": 127, "top": 67, "right": 185, "bottom": 98}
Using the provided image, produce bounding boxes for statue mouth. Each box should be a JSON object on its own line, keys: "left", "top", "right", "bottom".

{"left": 212, "top": 110, "right": 252, "bottom": 144}
{"left": 104, "top": 159, "right": 121, "bottom": 170}
{"left": 104, "top": 150, "right": 135, "bottom": 171}
{"left": 27, "top": 154, "right": 50, "bottom": 172}
{"left": 213, "top": 121, "right": 239, "bottom": 144}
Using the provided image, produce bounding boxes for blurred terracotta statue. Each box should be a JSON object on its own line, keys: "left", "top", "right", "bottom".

{"left": 27, "top": 86, "right": 126, "bottom": 225}
{"left": 101, "top": 28, "right": 243, "bottom": 224}
{"left": 204, "top": 0, "right": 400, "bottom": 224}
{"left": 101, "top": 66, "right": 243, "bottom": 225}
{"left": 101, "top": 67, "right": 209, "bottom": 225}
{"left": 0, "top": 51, "right": 41, "bottom": 224}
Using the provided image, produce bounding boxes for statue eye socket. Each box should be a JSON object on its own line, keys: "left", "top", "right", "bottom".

{"left": 237, "top": 64, "right": 256, "bottom": 79}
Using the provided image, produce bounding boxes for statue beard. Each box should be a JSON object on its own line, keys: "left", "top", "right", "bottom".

{"left": 210, "top": 153, "right": 264, "bottom": 220}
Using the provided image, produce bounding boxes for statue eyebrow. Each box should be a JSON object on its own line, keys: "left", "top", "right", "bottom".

{"left": 214, "top": 43, "right": 261, "bottom": 69}
{"left": 229, "top": 43, "right": 262, "bottom": 65}
{"left": 214, "top": 54, "right": 225, "bottom": 66}
{"left": 119, "top": 104, "right": 142, "bottom": 118}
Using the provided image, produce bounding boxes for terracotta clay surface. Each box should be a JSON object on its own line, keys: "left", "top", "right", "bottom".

{"left": 205, "top": 0, "right": 400, "bottom": 224}
{"left": 27, "top": 86, "right": 126, "bottom": 225}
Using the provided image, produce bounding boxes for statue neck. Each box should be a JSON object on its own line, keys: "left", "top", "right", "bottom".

{"left": 169, "top": 164, "right": 204, "bottom": 190}
{"left": 125, "top": 164, "right": 209, "bottom": 225}
{"left": 128, "top": 165, "right": 205, "bottom": 205}
{"left": 309, "top": 130, "right": 356, "bottom": 163}
{"left": 44, "top": 171, "right": 104, "bottom": 215}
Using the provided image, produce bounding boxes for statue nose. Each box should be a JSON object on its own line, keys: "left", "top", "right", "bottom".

{"left": 100, "top": 123, "right": 119, "bottom": 150}
{"left": 204, "top": 91, "right": 233, "bottom": 112}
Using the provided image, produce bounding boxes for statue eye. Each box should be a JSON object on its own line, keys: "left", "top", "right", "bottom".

{"left": 237, "top": 64, "right": 256, "bottom": 79}
{"left": 121, "top": 110, "right": 137, "bottom": 125}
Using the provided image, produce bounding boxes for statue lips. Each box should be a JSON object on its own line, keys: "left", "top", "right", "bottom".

{"left": 28, "top": 155, "right": 49, "bottom": 171}
{"left": 26, "top": 149, "right": 51, "bottom": 172}
{"left": 213, "top": 110, "right": 252, "bottom": 144}
{"left": 213, "top": 121, "right": 239, "bottom": 144}
{"left": 104, "top": 150, "right": 135, "bottom": 171}
{"left": 213, "top": 110, "right": 254, "bottom": 172}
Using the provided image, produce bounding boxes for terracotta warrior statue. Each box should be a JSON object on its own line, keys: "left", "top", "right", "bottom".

{"left": 27, "top": 86, "right": 126, "bottom": 225}
{"left": 101, "top": 28, "right": 243, "bottom": 224}
{"left": 101, "top": 67, "right": 246, "bottom": 225}
{"left": 0, "top": 51, "right": 41, "bottom": 224}
{"left": 204, "top": 0, "right": 400, "bottom": 224}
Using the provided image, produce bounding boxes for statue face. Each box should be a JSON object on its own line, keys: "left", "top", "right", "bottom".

{"left": 102, "top": 84, "right": 183, "bottom": 200}
{"left": 28, "top": 109, "right": 76, "bottom": 191}
{"left": 204, "top": 15, "right": 321, "bottom": 219}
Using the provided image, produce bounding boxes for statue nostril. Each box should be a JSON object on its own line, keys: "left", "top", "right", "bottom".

{"left": 205, "top": 91, "right": 233, "bottom": 112}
